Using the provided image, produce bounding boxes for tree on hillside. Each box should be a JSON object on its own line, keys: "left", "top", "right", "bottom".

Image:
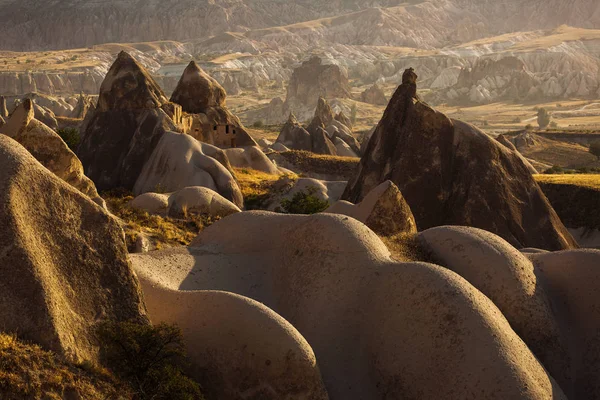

{"left": 350, "top": 103, "right": 357, "bottom": 124}
{"left": 537, "top": 108, "right": 551, "bottom": 129}
{"left": 590, "top": 141, "right": 600, "bottom": 160}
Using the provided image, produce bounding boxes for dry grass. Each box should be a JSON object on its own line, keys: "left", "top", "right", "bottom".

{"left": 535, "top": 174, "right": 600, "bottom": 190}
{"left": 234, "top": 167, "right": 297, "bottom": 209}
{"left": 0, "top": 333, "right": 125, "bottom": 399}
{"left": 278, "top": 150, "right": 359, "bottom": 180}
{"left": 102, "top": 190, "right": 217, "bottom": 251}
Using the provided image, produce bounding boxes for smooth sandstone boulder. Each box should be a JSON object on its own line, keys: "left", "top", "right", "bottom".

{"left": 130, "top": 192, "right": 170, "bottom": 215}
{"left": 134, "top": 131, "right": 244, "bottom": 208}
{"left": 0, "top": 135, "right": 147, "bottom": 363}
{"left": 420, "top": 225, "right": 571, "bottom": 391}
{"left": 223, "top": 146, "right": 280, "bottom": 175}
{"left": 167, "top": 186, "right": 241, "bottom": 218}
{"left": 131, "top": 211, "right": 565, "bottom": 400}
{"left": 135, "top": 272, "right": 329, "bottom": 400}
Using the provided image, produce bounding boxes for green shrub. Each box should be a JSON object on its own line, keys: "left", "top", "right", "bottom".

{"left": 544, "top": 165, "right": 565, "bottom": 174}
{"left": 280, "top": 186, "right": 330, "bottom": 215}
{"left": 252, "top": 120, "right": 264, "bottom": 128}
{"left": 525, "top": 124, "right": 533, "bottom": 130}
{"left": 549, "top": 121, "right": 558, "bottom": 128}
{"left": 57, "top": 128, "right": 80, "bottom": 151}
{"left": 97, "top": 321, "right": 203, "bottom": 400}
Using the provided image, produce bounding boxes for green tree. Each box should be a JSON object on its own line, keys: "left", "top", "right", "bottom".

{"left": 537, "top": 108, "right": 551, "bottom": 129}
{"left": 590, "top": 141, "right": 600, "bottom": 160}
{"left": 57, "top": 128, "right": 80, "bottom": 151}
{"left": 280, "top": 186, "right": 330, "bottom": 215}
{"left": 97, "top": 321, "right": 203, "bottom": 400}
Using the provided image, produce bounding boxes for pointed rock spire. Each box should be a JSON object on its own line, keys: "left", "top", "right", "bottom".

{"left": 97, "top": 51, "right": 168, "bottom": 112}
{"left": 170, "top": 61, "right": 226, "bottom": 114}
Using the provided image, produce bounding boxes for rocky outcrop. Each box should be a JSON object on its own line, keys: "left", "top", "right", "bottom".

{"left": 310, "top": 127, "right": 337, "bottom": 156}
{"left": 1, "top": 99, "right": 103, "bottom": 205}
{"left": 275, "top": 113, "right": 312, "bottom": 151}
{"left": 327, "top": 180, "right": 417, "bottom": 236}
{"left": 131, "top": 211, "right": 571, "bottom": 399}
{"left": 133, "top": 131, "right": 244, "bottom": 208}
{"left": 344, "top": 68, "right": 577, "bottom": 251}
{"left": 284, "top": 56, "right": 351, "bottom": 112}
{"left": 131, "top": 186, "right": 241, "bottom": 219}
{"left": 360, "top": 83, "right": 388, "bottom": 105}
{"left": 0, "top": 134, "right": 147, "bottom": 362}
{"left": 71, "top": 93, "right": 95, "bottom": 119}
{"left": 77, "top": 51, "right": 181, "bottom": 191}
{"left": 334, "top": 111, "right": 352, "bottom": 129}
{"left": 0, "top": 96, "right": 8, "bottom": 119}
{"left": 223, "top": 146, "right": 279, "bottom": 175}
{"left": 305, "top": 97, "right": 360, "bottom": 156}
{"left": 171, "top": 61, "right": 256, "bottom": 147}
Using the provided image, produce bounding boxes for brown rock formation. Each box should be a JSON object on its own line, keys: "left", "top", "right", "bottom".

{"left": 0, "top": 99, "right": 103, "bottom": 206}
{"left": 275, "top": 113, "right": 312, "bottom": 151}
{"left": 77, "top": 51, "right": 181, "bottom": 191}
{"left": 335, "top": 111, "right": 352, "bottom": 129}
{"left": 170, "top": 61, "right": 256, "bottom": 147}
{"left": 0, "top": 135, "right": 147, "bottom": 362}
{"left": 343, "top": 68, "right": 577, "bottom": 251}
{"left": 0, "top": 95, "right": 8, "bottom": 119}
{"left": 284, "top": 56, "right": 351, "bottom": 111}
{"left": 360, "top": 83, "right": 388, "bottom": 105}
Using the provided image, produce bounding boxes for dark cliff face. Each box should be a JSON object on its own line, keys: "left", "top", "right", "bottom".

{"left": 344, "top": 68, "right": 578, "bottom": 251}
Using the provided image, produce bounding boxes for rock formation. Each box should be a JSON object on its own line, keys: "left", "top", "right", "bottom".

{"left": 360, "top": 83, "right": 388, "bottom": 105}
{"left": 0, "top": 99, "right": 103, "bottom": 206}
{"left": 0, "top": 135, "right": 147, "bottom": 362}
{"left": 275, "top": 113, "right": 312, "bottom": 151}
{"left": 133, "top": 131, "right": 243, "bottom": 208}
{"left": 170, "top": 61, "right": 256, "bottom": 147}
{"left": 131, "top": 186, "right": 241, "bottom": 219}
{"left": 77, "top": 51, "right": 181, "bottom": 191}
{"left": 70, "top": 93, "right": 95, "bottom": 119}
{"left": 327, "top": 180, "right": 417, "bottom": 236}
{"left": 305, "top": 97, "right": 360, "bottom": 156}
{"left": 0, "top": 95, "right": 8, "bottom": 119}
{"left": 335, "top": 111, "right": 352, "bottom": 129}
{"left": 131, "top": 211, "right": 572, "bottom": 399}
{"left": 284, "top": 56, "right": 351, "bottom": 112}
{"left": 343, "top": 68, "right": 577, "bottom": 251}
{"left": 223, "top": 146, "right": 280, "bottom": 175}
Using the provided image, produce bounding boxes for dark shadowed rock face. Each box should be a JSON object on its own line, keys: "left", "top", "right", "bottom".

{"left": 170, "top": 61, "right": 226, "bottom": 114}
{"left": 276, "top": 113, "right": 312, "bottom": 151}
{"left": 360, "top": 83, "right": 388, "bottom": 106}
{"left": 343, "top": 68, "right": 577, "bottom": 251}
{"left": 311, "top": 127, "right": 337, "bottom": 156}
{"left": 77, "top": 52, "right": 178, "bottom": 191}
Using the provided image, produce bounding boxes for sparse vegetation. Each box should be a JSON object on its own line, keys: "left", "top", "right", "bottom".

{"left": 57, "top": 127, "right": 80, "bottom": 151}
{"left": 234, "top": 167, "right": 296, "bottom": 210}
{"left": 0, "top": 333, "right": 123, "bottom": 399}
{"left": 278, "top": 150, "right": 359, "bottom": 180}
{"left": 102, "top": 189, "right": 217, "bottom": 251}
{"left": 512, "top": 117, "right": 522, "bottom": 123}
{"left": 525, "top": 124, "right": 533, "bottom": 130}
{"left": 252, "top": 119, "right": 264, "bottom": 128}
{"left": 97, "top": 321, "right": 203, "bottom": 400}
{"left": 350, "top": 103, "right": 358, "bottom": 124}
{"left": 280, "top": 186, "right": 330, "bottom": 215}
{"left": 537, "top": 108, "right": 552, "bottom": 129}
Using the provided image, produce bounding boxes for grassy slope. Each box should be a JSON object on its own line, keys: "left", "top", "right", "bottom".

{"left": 0, "top": 334, "right": 124, "bottom": 399}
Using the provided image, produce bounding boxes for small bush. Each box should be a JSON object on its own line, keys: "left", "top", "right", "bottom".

{"left": 537, "top": 108, "right": 552, "bottom": 129}
{"left": 544, "top": 165, "right": 566, "bottom": 174}
{"left": 280, "top": 186, "right": 330, "bottom": 215}
{"left": 57, "top": 128, "right": 80, "bottom": 151}
{"left": 97, "top": 321, "right": 203, "bottom": 400}
{"left": 525, "top": 124, "right": 533, "bottom": 130}
{"left": 252, "top": 120, "right": 264, "bottom": 128}
{"left": 549, "top": 121, "right": 558, "bottom": 128}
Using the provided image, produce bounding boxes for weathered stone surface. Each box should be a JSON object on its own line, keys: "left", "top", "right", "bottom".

{"left": 1, "top": 99, "right": 103, "bottom": 206}
{"left": 310, "top": 127, "right": 337, "bottom": 156}
{"left": 77, "top": 51, "right": 179, "bottom": 191}
{"left": 327, "top": 180, "right": 417, "bottom": 236}
{"left": 275, "top": 113, "right": 312, "bottom": 151}
{"left": 360, "top": 83, "right": 388, "bottom": 105}
{"left": 344, "top": 68, "right": 577, "bottom": 251}
{"left": 0, "top": 135, "right": 147, "bottom": 363}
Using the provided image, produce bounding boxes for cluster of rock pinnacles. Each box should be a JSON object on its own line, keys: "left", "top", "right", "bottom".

{"left": 1, "top": 55, "right": 599, "bottom": 399}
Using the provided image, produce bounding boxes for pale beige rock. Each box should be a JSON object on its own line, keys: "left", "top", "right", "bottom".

{"left": 167, "top": 186, "right": 241, "bottom": 218}
{"left": 131, "top": 211, "right": 566, "bottom": 400}
{"left": 0, "top": 135, "right": 147, "bottom": 363}
{"left": 420, "top": 225, "right": 571, "bottom": 391}
{"left": 135, "top": 272, "right": 329, "bottom": 400}
{"left": 134, "top": 131, "right": 244, "bottom": 208}
{"left": 130, "top": 192, "right": 170, "bottom": 215}
{"left": 223, "top": 146, "right": 279, "bottom": 175}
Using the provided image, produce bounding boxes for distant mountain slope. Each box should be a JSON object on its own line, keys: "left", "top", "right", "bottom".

{"left": 1, "top": 0, "right": 599, "bottom": 51}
